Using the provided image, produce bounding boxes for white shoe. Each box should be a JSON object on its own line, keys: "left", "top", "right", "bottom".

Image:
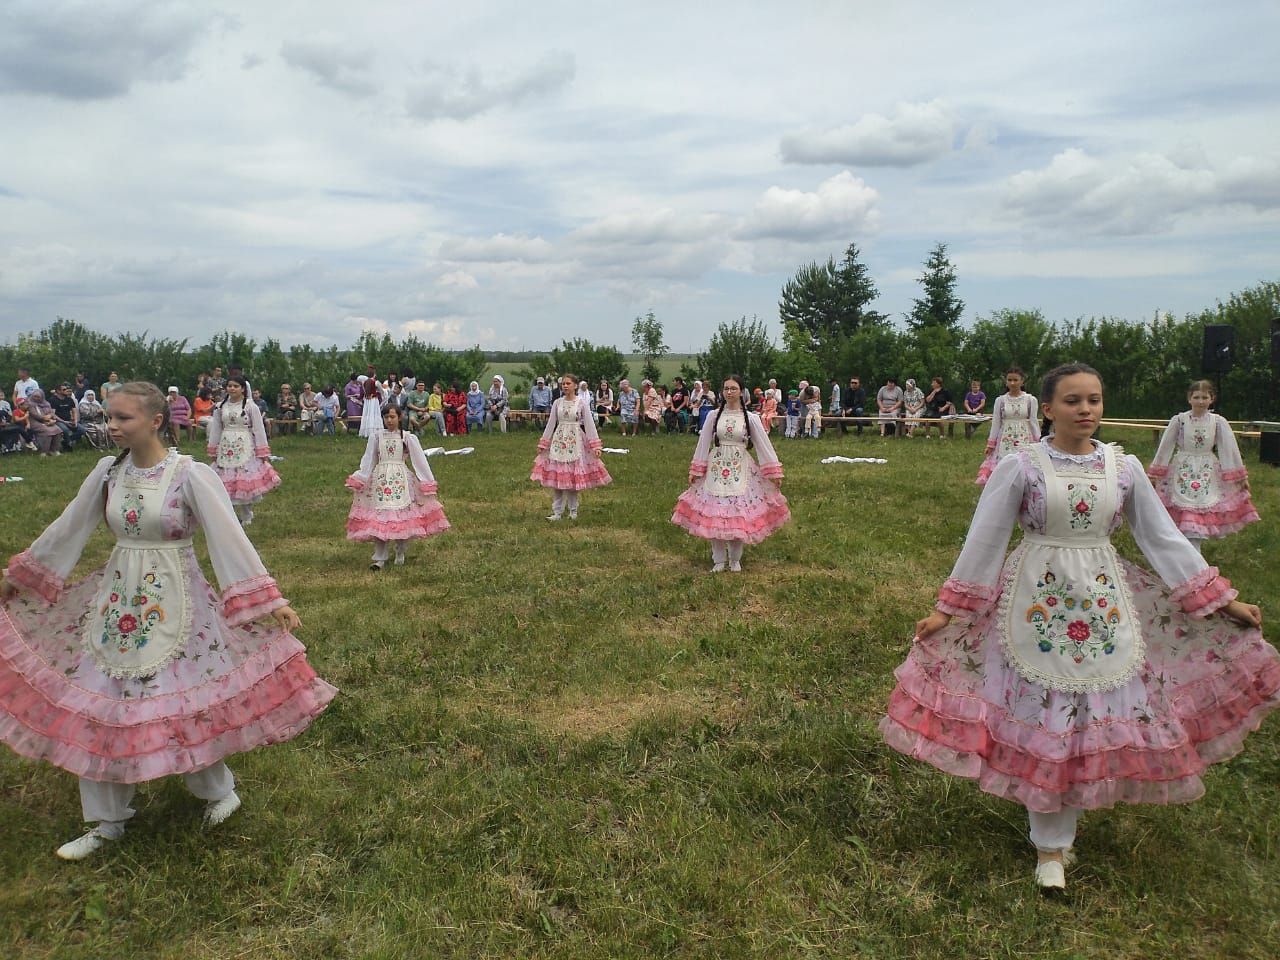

{"left": 56, "top": 828, "right": 114, "bottom": 861}
{"left": 203, "top": 792, "right": 241, "bottom": 828}
{"left": 729, "top": 561, "right": 742, "bottom": 572}
{"left": 369, "top": 560, "right": 384, "bottom": 571}
{"left": 546, "top": 514, "right": 562, "bottom": 521}
{"left": 568, "top": 512, "right": 578, "bottom": 520}
{"left": 710, "top": 563, "right": 726, "bottom": 573}
{"left": 1034, "top": 859, "right": 1065, "bottom": 890}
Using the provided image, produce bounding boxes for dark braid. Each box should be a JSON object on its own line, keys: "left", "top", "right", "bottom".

{"left": 712, "top": 374, "right": 752, "bottom": 450}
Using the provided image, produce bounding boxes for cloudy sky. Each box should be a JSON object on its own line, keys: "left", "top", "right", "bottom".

{"left": 1, "top": 1, "right": 1278, "bottom": 352}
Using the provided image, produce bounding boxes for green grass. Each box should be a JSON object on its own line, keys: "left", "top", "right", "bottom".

{"left": 1, "top": 426, "right": 1278, "bottom": 959}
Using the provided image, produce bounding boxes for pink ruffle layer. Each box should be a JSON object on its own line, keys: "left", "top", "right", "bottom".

{"left": 4, "top": 550, "right": 63, "bottom": 605}
{"left": 936, "top": 578, "right": 998, "bottom": 618}
{"left": 0, "top": 588, "right": 336, "bottom": 783}
{"left": 346, "top": 499, "right": 450, "bottom": 542}
{"left": 216, "top": 460, "right": 282, "bottom": 503}
{"left": 1154, "top": 487, "right": 1260, "bottom": 539}
{"left": 670, "top": 467, "right": 791, "bottom": 544}
{"left": 222, "top": 575, "right": 287, "bottom": 627}
{"left": 882, "top": 560, "right": 1280, "bottom": 812}
{"left": 530, "top": 454, "right": 612, "bottom": 490}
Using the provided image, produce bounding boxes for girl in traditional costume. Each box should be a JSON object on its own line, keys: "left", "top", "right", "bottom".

{"left": 206, "top": 376, "right": 281, "bottom": 526}
{"left": 671, "top": 375, "right": 791, "bottom": 572}
{"left": 975, "top": 367, "right": 1040, "bottom": 485}
{"left": 530, "top": 374, "right": 611, "bottom": 521}
{"left": 882, "top": 363, "right": 1278, "bottom": 891}
{"left": 1147, "top": 380, "right": 1259, "bottom": 550}
{"left": 0, "top": 382, "right": 336, "bottom": 860}
{"left": 345, "top": 405, "right": 450, "bottom": 570}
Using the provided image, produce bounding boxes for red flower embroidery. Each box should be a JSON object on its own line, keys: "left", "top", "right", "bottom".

{"left": 117, "top": 614, "right": 138, "bottom": 635}
{"left": 126, "top": 510, "right": 139, "bottom": 523}
{"left": 1097, "top": 598, "right": 1107, "bottom": 608}
{"left": 1075, "top": 500, "right": 1090, "bottom": 514}
{"left": 1045, "top": 596, "right": 1058, "bottom": 607}
{"left": 721, "top": 468, "right": 731, "bottom": 478}
{"left": 1191, "top": 481, "right": 1201, "bottom": 490}
{"left": 110, "top": 592, "right": 120, "bottom": 603}
{"left": 1066, "top": 620, "right": 1090, "bottom": 642}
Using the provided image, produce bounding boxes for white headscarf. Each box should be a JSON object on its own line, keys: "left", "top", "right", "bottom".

{"left": 469, "top": 381, "right": 482, "bottom": 394}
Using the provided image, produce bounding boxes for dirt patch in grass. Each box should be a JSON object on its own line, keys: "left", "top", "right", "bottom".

{"left": 494, "top": 687, "right": 746, "bottom": 739}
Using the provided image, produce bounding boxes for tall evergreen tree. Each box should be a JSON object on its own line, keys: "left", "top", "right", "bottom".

{"left": 779, "top": 243, "right": 883, "bottom": 377}
{"left": 907, "top": 242, "right": 965, "bottom": 332}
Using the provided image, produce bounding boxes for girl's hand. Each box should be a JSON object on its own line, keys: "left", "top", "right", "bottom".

{"left": 267, "top": 604, "right": 302, "bottom": 632}
{"left": 914, "top": 610, "right": 951, "bottom": 642}
{"left": 0, "top": 579, "right": 18, "bottom": 605}
{"left": 1222, "top": 600, "right": 1262, "bottom": 628}
{"left": 594, "top": 449, "right": 602, "bottom": 459}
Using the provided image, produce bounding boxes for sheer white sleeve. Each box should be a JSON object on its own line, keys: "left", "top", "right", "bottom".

{"left": 937, "top": 453, "right": 1025, "bottom": 618}
{"left": 1148, "top": 416, "right": 1180, "bottom": 477}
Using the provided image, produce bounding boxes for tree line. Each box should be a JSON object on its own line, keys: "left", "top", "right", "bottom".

{"left": 3, "top": 244, "right": 1276, "bottom": 418}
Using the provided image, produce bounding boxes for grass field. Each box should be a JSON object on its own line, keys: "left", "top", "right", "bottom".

{"left": 0, "top": 426, "right": 1278, "bottom": 959}
{"left": 484, "top": 355, "right": 700, "bottom": 394}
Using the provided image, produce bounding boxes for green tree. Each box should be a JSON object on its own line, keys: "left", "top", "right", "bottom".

{"left": 631, "top": 310, "right": 668, "bottom": 384}
{"left": 959, "top": 308, "right": 1058, "bottom": 398}
{"left": 528, "top": 338, "right": 629, "bottom": 390}
{"left": 907, "top": 242, "right": 965, "bottom": 332}
{"left": 779, "top": 242, "right": 884, "bottom": 376}
{"left": 697, "top": 315, "right": 779, "bottom": 392}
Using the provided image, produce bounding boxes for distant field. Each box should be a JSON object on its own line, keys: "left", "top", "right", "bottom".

{"left": 484, "top": 355, "right": 700, "bottom": 392}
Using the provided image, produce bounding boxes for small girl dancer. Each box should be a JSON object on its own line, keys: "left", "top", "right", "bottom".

{"left": 531, "top": 374, "right": 611, "bottom": 520}
{"left": 672, "top": 375, "right": 791, "bottom": 572}
{"left": 0, "top": 382, "right": 336, "bottom": 860}
{"left": 346, "top": 405, "right": 450, "bottom": 570}
{"left": 975, "top": 367, "right": 1039, "bottom": 485}
{"left": 1147, "top": 380, "right": 1260, "bottom": 550}
{"left": 882, "top": 363, "right": 1278, "bottom": 891}
{"left": 206, "top": 376, "right": 281, "bottom": 525}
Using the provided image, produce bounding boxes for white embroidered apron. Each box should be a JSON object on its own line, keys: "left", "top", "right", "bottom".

{"left": 371, "top": 435, "right": 412, "bottom": 510}
{"left": 997, "top": 395, "right": 1034, "bottom": 457}
{"left": 1000, "top": 444, "right": 1144, "bottom": 693}
{"left": 1170, "top": 415, "right": 1221, "bottom": 509}
{"left": 549, "top": 400, "right": 582, "bottom": 463}
{"left": 704, "top": 413, "right": 749, "bottom": 497}
{"left": 86, "top": 453, "right": 194, "bottom": 679}
{"left": 217, "top": 407, "right": 254, "bottom": 468}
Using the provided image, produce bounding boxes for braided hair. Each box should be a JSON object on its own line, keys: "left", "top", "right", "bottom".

{"left": 712, "top": 373, "right": 752, "bottom": 450}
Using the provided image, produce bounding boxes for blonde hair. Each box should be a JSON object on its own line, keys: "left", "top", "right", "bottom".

{"left": 109, "top": 382, "right": 170, "bottom": 467}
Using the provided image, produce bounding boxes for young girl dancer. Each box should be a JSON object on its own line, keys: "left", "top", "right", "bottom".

{"left": 206, "top": 376, "right": 280, "bottom": 525}
{"left": 671, "top": 375, "right": 791, "bottom": 572}
{"left": 882, "top": 363, "right": 1278, "bottom": 891}
{"left": 346, "top": 405, "right": 450, "bottom": 570}
{"left": 1147, "top": 380, "right": 1260, "bottom": 550}
{"left": 530, "top": 374, "right": 611, "bottom": 520}
{"left": 0, "top": 382, "right": 336, "bottom": 860}
{"left": 975, "top": 367, "right": 1039, "bottom": 485}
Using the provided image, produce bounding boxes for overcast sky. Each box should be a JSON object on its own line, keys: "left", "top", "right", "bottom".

{"left": 1, "top": 0, "right": 1277, "bottom": 352}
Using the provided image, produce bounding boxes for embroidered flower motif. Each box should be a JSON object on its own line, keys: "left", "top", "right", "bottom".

{"left": 1075, "top": 500, "right": 1089, "bottom": 513}
{"left": 1067, "top": 620, "right": 1090, "bottom": 642}
{"left": 110, "top": 592, "right": 120, "bottom": 602}
{"left": 126, "top": 510, "right": 139, "bottom": 523}
{"left": 1045, "top": 596, "right": 1058, "bottom": 607}
{"left": 1097, "top": 598, "right": 1107, "bottom": 608}
{"left": 117, "top": 614, "right": 138, "bottom": 635}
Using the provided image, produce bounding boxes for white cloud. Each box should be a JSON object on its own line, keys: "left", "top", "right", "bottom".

{"left": 739, "top": 171, "right": 880, "bottom": 240}
{"left": 1004, "top": 148, "right": 1280, "bottom": 234}
{"left": 402, "top": 316, "right": 501, "bottom": 349}
{"left": 436, "top": 270, "right": 479, "bottom": 290}
{"left": 438, "top": 233, "right": 556, "bottom": 263}
{"left": 405, "top": 50, "right": 575, "bottom": 122}
{"left": 280, "top": 37, "right": 378, "bottom": 96}
{"left": 780, "top": 101, "right": 955, "bottom": 166}
{"left": 955, "top": 246, "right": 1204, "bottom": 279}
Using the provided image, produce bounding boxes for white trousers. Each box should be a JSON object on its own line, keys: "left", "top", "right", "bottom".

{"left": 233, "top": 503, "right": 254, "bottom": 525}
{"left": 78, "top": 761, "right": 236, "bottom": 838}
{"left": 551, "top": 489, "right": 580, "bottom": 517}
{"left": 710, "top": 540, "right": 744, "bottom": 565}
{"left": 1028, "top": 807, "right": 1079, "bottom": 853}
{"left": 370, "top": 539, "right": 407, "bottom": 563}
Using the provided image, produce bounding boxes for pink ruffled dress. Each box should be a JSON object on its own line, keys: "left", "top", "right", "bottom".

{"left": 975, "top": 393, "right": 1040, "bottom": 486}
{"left": 883, "top": 439, "right": 1280, "bottom": 813}
{"left": 671, "top": 408, "right": 791, "bottom": 544}
{"left": 1147, "top": 411, "right": 1260, "bottom": 539}
{"left": 206, "top": 401, "right": 281, "bottom": 505}
{"left": 345, "top": 429, "right": 450, "bottom": 542}
{"left": 0, "top": 451, "right": 336, "bottom": 784}
{"left": 530, "top": 396, "right": 612, "bottom": 490}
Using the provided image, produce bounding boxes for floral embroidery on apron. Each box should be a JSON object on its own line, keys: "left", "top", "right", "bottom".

{"left": 1170, "top": 415, "right": 1220, "bottom": 508}
{"left": 999, "top": 444, "right": 1144, "bottom": 693}
{"left": 549, "top": 399, "right": 583, "bottom": 463}
{"left": 704, "top": 413, "right": 749, "bottom": 497}
{"left": 373, "top": 435, "right": 411, "bottom": 510}
{"left": 217, "top": 407, "right": 254, "bottom": 468}
{"left": 85, "top": 453, "right": 194, "bottom": 680}
{"left": 997, "top": 395, "right": 1033, "bottom": 458}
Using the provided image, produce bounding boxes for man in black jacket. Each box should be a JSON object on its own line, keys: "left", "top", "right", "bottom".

{"left": 842, "top": 376, "right": 868, "bottom": 436}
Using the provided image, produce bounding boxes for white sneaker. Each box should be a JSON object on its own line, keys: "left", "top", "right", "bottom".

{"left": 203, "top": 792, "right": 241, "bottom": 828}
{"left": 56, "top": 828, "right": 114, "bottom": 861}
{"left": 710, "top": 563, "right": 726, "bottom": 573}
{"left": 1034, "top": 859, "right": 1065, "bottom": 890}
{"left": 729, "top": 561, "right": 742, "bottom": 572}
{"left": 546, "top": 514, "right": 562, "bottom": 521}
{"left": 568, "top": 512, "right": 578, "bottom": 520}
{"left": 369, "top": 560, "right": 384, "bottom": 571}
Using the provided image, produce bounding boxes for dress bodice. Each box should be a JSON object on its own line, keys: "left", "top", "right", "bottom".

{"left": 1014, "top": 443, "right": 1134, "bottom": 537}
{"left": 107, "top": 451, "right": 200, "bottom": 543}
{"left": 716, "top": 411, "right": 748, "bottom": 447}
{"left": 1177, "top": 412, "right": 1215, "bottom": 452}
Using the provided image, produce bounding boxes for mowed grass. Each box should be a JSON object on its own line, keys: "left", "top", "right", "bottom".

{"left": 0, "top": 425, "right": 1278, "bottom": 959}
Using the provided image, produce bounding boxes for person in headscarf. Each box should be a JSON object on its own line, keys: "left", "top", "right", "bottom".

{"left": 486, "top": 375, "right": 509, "bottom": 433}
{"left": 167, "top": 386, "right": 194, "bottom": 443}
{"left": 465, "top": 381, "right": 485, "bottom": 433}
{"left": 902, "top": 378, "right": 926, "bottom": 437}
{"left": 24, "top": 389, "right": 65, "bottom": 455}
